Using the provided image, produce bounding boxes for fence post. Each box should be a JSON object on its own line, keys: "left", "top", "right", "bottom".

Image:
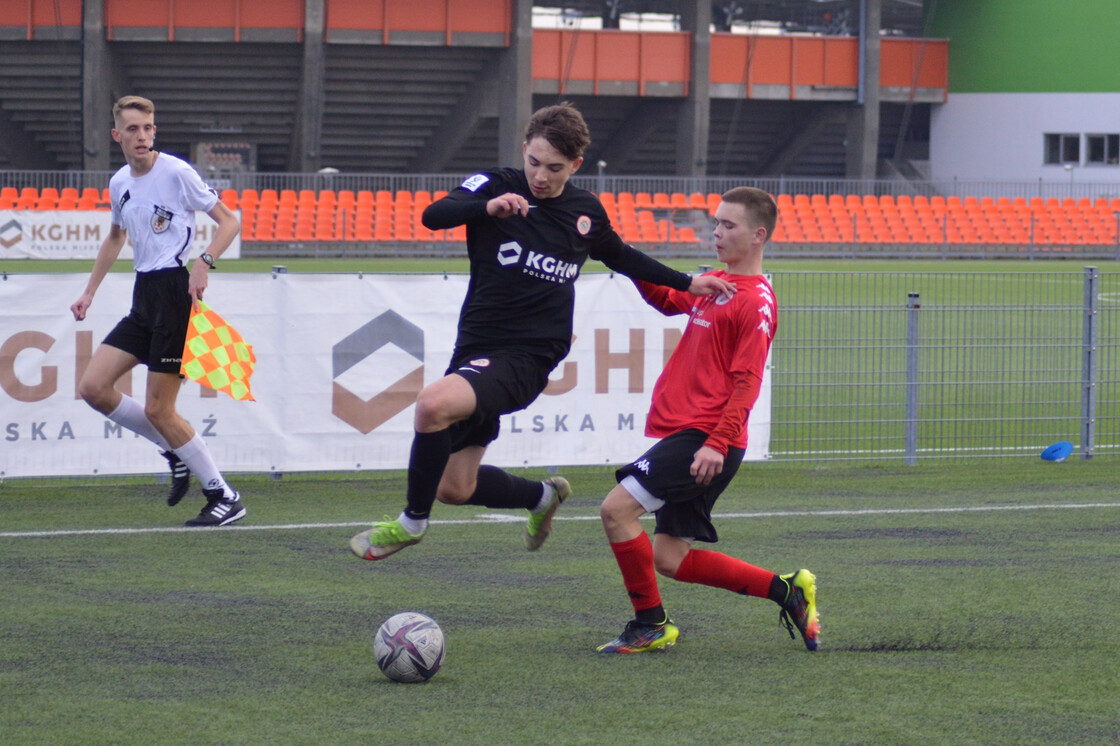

{"left": 906, "top": 292, "right": 920, "bottom": 465}
{"left": 1080, "top": 266, "right": 1099, "bottom": 460}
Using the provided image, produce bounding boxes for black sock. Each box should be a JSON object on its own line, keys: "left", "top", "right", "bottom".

{"left": 464, "top": 465, "right": 543, "bottom": 510}
{"left": 635, "top": 605, "right": 667, "bottom": 625}
{"left": 404, "top": 429, "right": 452, "bottom": 521}
{"left": 767, "top": 575, "right": 789, "bottom": 604}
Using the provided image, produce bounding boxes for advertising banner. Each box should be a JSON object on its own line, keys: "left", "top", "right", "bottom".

{"left": 0, "top": 210, "right": 241, "bottom": 261}
{"left": 0, "top": 273, "right": 770, "bottom": 478}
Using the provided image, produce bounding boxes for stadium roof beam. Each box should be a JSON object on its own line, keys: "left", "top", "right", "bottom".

{"left": 533, "top": 0, "right": 923, "bottom": 36}
{"left": 754, "top": 102, "right": 847, "bottom": 175}
{"left": 410, "top": 60, "right": 501, "bottom": 173}
{"left": 591, "top": 98, "right": 678, "bottom": 172}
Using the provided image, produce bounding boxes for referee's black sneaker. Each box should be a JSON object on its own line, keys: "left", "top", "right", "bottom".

{"left": 185, "top": 488, "right": 246, "bottom": 527}
{"left": 161, "top": 450, "right": 191, "bottom": 506}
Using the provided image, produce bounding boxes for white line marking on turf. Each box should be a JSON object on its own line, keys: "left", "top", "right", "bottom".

{"left": 2, "top": 502, "right": 1119, "bottom": 539}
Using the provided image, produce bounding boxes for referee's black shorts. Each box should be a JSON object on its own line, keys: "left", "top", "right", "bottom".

{"left": 103, "top": 267, "right": 191, "bottom": 375}
{"left": 444, "top": 347, "right": 555, "bottom": 452}
{"left": 615, "top": 428, "right": 745, "bottom": 543}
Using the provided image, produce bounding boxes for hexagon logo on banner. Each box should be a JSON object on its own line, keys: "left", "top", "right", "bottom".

{"left": 332, "top": 310, "right": 424, "bottom": 434}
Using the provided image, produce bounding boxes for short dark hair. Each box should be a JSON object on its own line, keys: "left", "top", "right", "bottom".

{"left": 721, "top": 187, "right": 778, "bottom": 242}
{"left": 524, "top": 102, "right": 591, "bottom": 161}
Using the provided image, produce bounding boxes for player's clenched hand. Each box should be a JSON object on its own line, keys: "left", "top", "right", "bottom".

{"left": 688, "top": 274, "right": 736, "bottom": 299}
{"left": 70, "top": 294, "right": 93, "bottom": 321}
{"left": 690, "top": 445, "right": 725, "bottom": 485}
{"left": 188, "top": 260, "right": 210, "bottom": 312}
{"left": 487, "top": 193, "right": 531, "bottom": 218}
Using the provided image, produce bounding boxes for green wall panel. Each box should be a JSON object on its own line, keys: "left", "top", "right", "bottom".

{"left": 928, "top": 0, "right": 1120, "bottom": 93}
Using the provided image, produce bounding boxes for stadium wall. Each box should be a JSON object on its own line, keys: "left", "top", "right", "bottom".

{"left": 928, "top": 0, "right": 1120, "bottom": 183}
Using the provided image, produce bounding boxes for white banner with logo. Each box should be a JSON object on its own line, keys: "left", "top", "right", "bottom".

{"left": 0, "top": 273, "right": 770, "bottom": 478}
{"left": 0, "top": 210, "right": 241, "bottom": 260}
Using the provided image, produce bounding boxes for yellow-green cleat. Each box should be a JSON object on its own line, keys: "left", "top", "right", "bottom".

{"left": 524, "top": 476, "right": 571, "bottom": 551}
{"left": 350, "top": 517, "right": 425, "bottom": 561}
{"left": 597, "top": 618, "right": 680, "bottom": 654}
{"left": 777, "top": 569, "right": 820, "bottom": 651}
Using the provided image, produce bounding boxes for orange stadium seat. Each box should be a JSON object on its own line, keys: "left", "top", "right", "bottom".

{"left": 34, "top": 188, "right": 59, "bottom": 210}
{"left": 16, "top": 187, "right": 38, "bottom": 209}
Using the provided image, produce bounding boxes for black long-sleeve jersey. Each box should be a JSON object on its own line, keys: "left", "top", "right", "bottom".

{"left": 423, "top": 167, "right": 692, "bottom": 366}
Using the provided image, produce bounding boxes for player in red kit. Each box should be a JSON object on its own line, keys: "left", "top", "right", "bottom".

{"left": 597, "top": 186, "right": 819, "bottom": 654}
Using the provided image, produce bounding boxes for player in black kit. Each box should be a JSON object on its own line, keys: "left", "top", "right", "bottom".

{"left": 350, "top": 102, "right": 734, "bottom": 561}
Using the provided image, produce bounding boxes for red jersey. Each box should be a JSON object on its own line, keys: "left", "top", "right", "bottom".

{"left": 634, "top": 271, "right": 777, "bottom": 455}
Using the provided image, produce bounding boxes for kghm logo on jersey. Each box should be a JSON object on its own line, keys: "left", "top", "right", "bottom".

{"left": 524, "top": 250, "right": 579, "bottom": 283}
{"left": 152, "top": 205, "right": 173, "bottom": 233}
{"left": 576, "top": 215, "right": 591, "bottom": 235}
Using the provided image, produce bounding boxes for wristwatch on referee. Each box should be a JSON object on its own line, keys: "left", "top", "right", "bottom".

{"left": 199, "top": 253, "right": 216, "bottom": 269}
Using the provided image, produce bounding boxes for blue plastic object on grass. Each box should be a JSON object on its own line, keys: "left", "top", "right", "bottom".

{"left": 1040, "top": 441, "right": 1074, "bottom": 462}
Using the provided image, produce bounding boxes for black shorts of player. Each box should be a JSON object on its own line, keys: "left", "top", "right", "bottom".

{"left": 615, "top": 428, "right": 745, "bottom": 543}
{"left": 102, "top": 267, "right": 191, "bottom": 375}
{"left": 444, "top": 348, "right": 554, "bottom": 452}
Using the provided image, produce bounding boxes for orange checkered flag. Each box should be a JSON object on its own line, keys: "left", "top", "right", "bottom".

{"left": 180, "top": 301, "right": 256, "bottom": 401}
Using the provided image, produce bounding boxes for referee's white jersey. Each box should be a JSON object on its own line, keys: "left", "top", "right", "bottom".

{"left": 109, "top": 152, "right": 219, "bottom": 272}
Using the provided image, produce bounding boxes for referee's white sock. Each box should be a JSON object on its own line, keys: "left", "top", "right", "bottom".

{"left": 174, "top": 434, "right": 234, "bottom": 498}
{"left": 106, "top": 394, "right": 171, "bottom": 451}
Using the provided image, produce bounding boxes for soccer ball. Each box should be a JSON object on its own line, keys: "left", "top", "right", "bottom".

{"left": 373, "top": 612, "right": 445, "bottom": 683}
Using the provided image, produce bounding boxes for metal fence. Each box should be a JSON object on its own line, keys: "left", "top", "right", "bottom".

{"left": 5, "top": 168, "right": 1120, "bottom": 204}
{"left": 766, "top": 267, "right": 1119, "bottom": 462}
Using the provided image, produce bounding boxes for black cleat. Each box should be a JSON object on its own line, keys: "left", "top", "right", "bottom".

{"left": 185, "top": 488, "right": 246, "bottom": 527}
{"left": 162, "top": 450, "right": 191, "bottom": 506}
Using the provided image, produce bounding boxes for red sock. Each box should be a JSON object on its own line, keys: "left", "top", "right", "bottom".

{"left": 675, "top": 548, "right": 777, "bottom": 598}
{"left": 609, "top": 533, "right": 662, "bottom": 614}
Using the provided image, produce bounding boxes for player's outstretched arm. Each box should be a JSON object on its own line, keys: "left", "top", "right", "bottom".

{"left": 688, "top": 274, "right": 736, "bottom": 298}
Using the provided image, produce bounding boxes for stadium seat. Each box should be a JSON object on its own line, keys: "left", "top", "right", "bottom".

{"left": 16, "top": 187, "right": 38, "bottom": 209}
{"left": 34, "top": 188, "right": 59, "bottom": 210}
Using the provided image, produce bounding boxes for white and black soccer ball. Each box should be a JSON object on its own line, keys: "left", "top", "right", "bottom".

{"left": 373, "top": 612, "right": 445, "bottom": 683}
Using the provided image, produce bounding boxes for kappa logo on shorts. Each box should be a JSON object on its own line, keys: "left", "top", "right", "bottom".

{"left": 468, "top": 358, "right": 490, "bottom": 367}
{"left": 576, "top": 215, "right": 591, "bottom": 235}
{"left": 152, "top": 206, "right": 173, "bottom": 233}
